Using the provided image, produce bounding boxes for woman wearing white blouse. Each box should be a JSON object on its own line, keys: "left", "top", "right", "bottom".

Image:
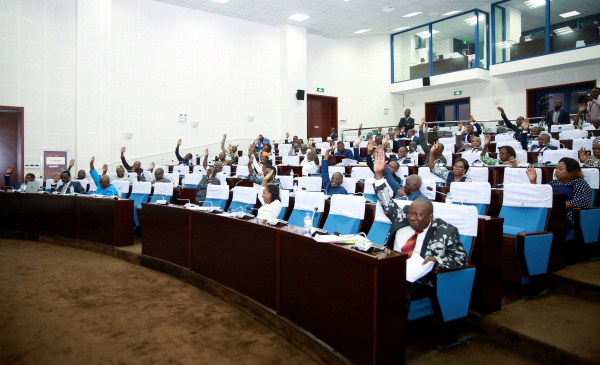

{"left": 257, "top": 174, "right": 282, "bottom": 221}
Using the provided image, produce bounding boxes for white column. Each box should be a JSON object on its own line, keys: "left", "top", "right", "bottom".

{"left": 280, "top": 25, "right": 307, "bottom": 140}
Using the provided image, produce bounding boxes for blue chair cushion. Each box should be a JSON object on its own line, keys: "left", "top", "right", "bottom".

{"left": 323, "top": 215, "right": 361, "bottom": 235}
{"left": 367, "top": 221, "right": 391, "bottom": 246}
{"left": 503, "top": 225, "right": 527, "bottom": 236}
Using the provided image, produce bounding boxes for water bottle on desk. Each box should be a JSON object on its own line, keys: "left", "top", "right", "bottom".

{"left": 445, "top": 192, "right": 453, "bottom": 204}
{"left": 537, "top": 152, "right": 543, "bottom": 165}
{"left": 303, "top": 212, "right": 312, "bottom": 236}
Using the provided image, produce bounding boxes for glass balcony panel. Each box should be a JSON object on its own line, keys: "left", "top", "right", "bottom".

{"left": 549, "top": 0, "right": 600, "bottom": 53}
{"left": 431, "top": 12, "right": 482, "bottom": 76}
{"left": 392, "top": 26, "right": 430, "bottom": 82}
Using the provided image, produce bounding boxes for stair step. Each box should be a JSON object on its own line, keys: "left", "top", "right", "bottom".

{"left": 552, "top": 260, "right": 600, "bottom": 302}
{"left": 481, "top": 294, "right": 600, "bottom": 364}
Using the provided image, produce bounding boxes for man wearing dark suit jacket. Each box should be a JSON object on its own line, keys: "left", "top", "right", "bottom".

{"left": 520, "top": 119, "right": 558, "bottom": 152}
{"left": 398, "top": 109, "right": 415, "bottom": 131}
{"left": 51, "top": 171, "right": 86, "bottom": 194}
{"left": 544, "top": 100, "right": 571, "bottom": 130}
{"left": 371, "top": 147, "right": 466, "bottom": 309}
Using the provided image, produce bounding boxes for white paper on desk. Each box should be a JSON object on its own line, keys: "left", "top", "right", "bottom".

{"left": 153, "top": 182, "right": 174, "bottom": 196}
{"left": 406, "top": 255, "right": 434, "bottom": 283}
{"left": 342, "top": 159, "right": 357, "bottom": 166}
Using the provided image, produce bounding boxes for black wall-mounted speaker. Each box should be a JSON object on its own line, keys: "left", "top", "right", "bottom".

{"left": 422, "top": 77, "right": 430, "bottom": 87}
{"left": 296, "top": 89, "right": 305, "bottom": 100}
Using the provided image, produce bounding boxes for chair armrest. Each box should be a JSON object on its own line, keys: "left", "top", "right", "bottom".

{"left": 516, "top": 231, "right": 553, "bottom": 238}
{"left": 431, "top": 264, "right": 475, "bottom": 275}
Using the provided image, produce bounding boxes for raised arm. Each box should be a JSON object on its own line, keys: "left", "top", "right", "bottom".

{"left": 469, "top": 115, "right": 482, "bottom": 134}
{"left": 175, "top": 139, "right": 184, "bottom": 161}
{"left": 221, "top": 134, "right": 228, "bottom": 154}
{"left": 418, "top": 117, "right": 430, "bottom": 154}
{"left": 203, "top": 148, "right": 209, "bottom": 171}
{"left": 89, "top": 156, "right": 100, "bottom": 187}
{"left": 321, "top": 146, "right": 334, "bottom": 187}
{"left": 481, "top": 134, "right": 491, "bottom": 157}
{"left": 520, "top": 119, "right": 530, "bottom": 151}
{"left": 120, "top": 147, "right": 132, "bottom": 170}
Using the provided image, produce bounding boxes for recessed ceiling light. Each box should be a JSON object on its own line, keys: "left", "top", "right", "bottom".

{"left": 495, "top": 40, "right": 516, "bottom": 48}
{"left": 443, "top": 11, "right": 461, "bottom": 16}
{"left": 464, "top": 14, "right": 486, "bottom": 26}
{"left": 353, "top": 29, "right": 372, "bottom": 34}
{"left": 554, "top": 26, "right": 573, "bottom": 35}
{"left": 416, "top": 30, "right": 439, "bottom": 38}
{"left": 524, "top": 0, "right": 545, "bottom": 9}
{"left": 402, "top": 12, "right": 422, "bottom": 18}
{"left": 211, "top": 0, "right": 229, "bottom": 3}
{"left": 289, "top": 13, "right": 310, "bottom": 21}
{"left": 559, "top": 11, "right": 580, "bottom": 18}
{"left": 380, "top": 6, "right": 395, "bottom": 13}
{"left": 394, "top": 27, "right": 409, "bottom": 31}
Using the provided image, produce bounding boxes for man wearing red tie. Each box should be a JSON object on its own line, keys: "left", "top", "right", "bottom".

{"left": 372, "top": 147, "right": 467, "bottom": 310}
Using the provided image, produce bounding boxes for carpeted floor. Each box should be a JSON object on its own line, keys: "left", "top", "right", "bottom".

{"left": 0, "top": 239, "right": 317, "bottom": 365}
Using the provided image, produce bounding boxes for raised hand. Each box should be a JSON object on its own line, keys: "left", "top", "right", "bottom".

{"left": 120, "top": 146, "right": 126, "bottom": 154}
{"left": 286, "top": 132, "right": 290, "bottom": 138}
{"left": 400, "top": 126, "right": 405, "bottom": 133}
{"left": 579, "top": 103, "right": 587, "bottom": 112}
{"left": 228, "top": 144, "right": 232, "bottom": 152}
{"left": 204, "top": 148, "right": 209, "bottom": 156}
{"left": 263, "top": 169, "right": 275, "bottom": 186}
{"left": 359, "top": 123, "right": 363, "bottom": 129}
{"left": 148, "top": 162, "right": 155, "bottom": 171}
{"left": 469, "top": 115, "right": 475, "bottom": 122}
{"left": 497, "top": 106, "right": 504, "bottom": 114}
{"left": 69, "top": 159, "right": 75, "bottom": 168}
{"left": 53, "top": 173, "right": 60, "bottom": 183}
{"left": 357, "top": 134, "right": 362, "bottom": 142}
{"left": 372, "top": 146, "right": 388, "bottom": 176}
{"left": 177, "top": 139, "right": 182, "bottom": 147}
{"left": 419, "top": 117, "right": 425, "bottom": 131}
{"left": 382, "top": 134, "right": 389, "bottom": 147}
{"left": 222, "top": 134, "right": 227, "bottom": 141}
{"left": 457, "top": 121, "right": 463, "bottom": 130}
{"left": 484, "top": 134, "right": 491, "bottom": 145}
{"left": 579, "top": 147, "right": 590, "bottom": 162}
{"left": 102, "top": 164, "right": 108, "bottom": 173}
{"left": 6, "top": 165, "right": 14, "bottom": 175}
{"left": 309, "top": 138, "right": 314, "bottom": 145}
{"left": 430, "top": 141, "right": 439, "bottom": 153}
{"left": 522, "top": 118, "right": 530, "bottom": 131}
{"left": 90, "top": 156, "right": 95, "bottom": 165}
{"left": 378, "top": 127, "right": 382, "bottom": 132}
{"left": 526, "top": 165, "right": 537, "bottom": 183}
{"left": 397, "top": 188, "right": 407, "bottom": 197}
{"left": 367, "top": 140, "right": 375, "bottom": 154}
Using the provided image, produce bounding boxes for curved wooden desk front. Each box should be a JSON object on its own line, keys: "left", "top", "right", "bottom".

{"left": 141, "top": 203, "right": 407, "bottom": 365}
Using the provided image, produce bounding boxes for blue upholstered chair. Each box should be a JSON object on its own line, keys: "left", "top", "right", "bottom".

{"left": 499, "top": 184, "right": 553, "bottom": 285}
{"left": 287, "top": 191, "right": 325, "bottom": 228}
{"left": 227, "top": 186, "right": 258, "bottom": 213}
{"left": 322, "top": 194, "right": 365, "bottom": 235}
{"left": 203, "top": 184, "right": 229, "bottom": 210}
{"left": 149, "top": 182, "right": 173, "bottom": 204}
{"left": 449, "top": 181, "right": 491, "bottom": 215}
{"left": 129, "top": 182, "right": 152, "bottom": 227}
{"left": 366, "top": 202, "right": 392, "bottom": 245}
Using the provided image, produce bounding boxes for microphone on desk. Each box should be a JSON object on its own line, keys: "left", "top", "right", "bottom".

{"left": 426, "top": 186, "right": 463, "bottom": 205}
{"left": 107, "top": 189, "right": 119, "bottom": 200}
{"left": 155, "top": 194, "right": 169, "bottom": 205}
{"left": 233, "top": 178, "right": 247, "bottom": 188}
{"left": 179, "top": 198, "right": 192, "bottom": 208}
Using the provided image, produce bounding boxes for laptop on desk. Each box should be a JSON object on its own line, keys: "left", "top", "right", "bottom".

{"left": 24, "top": 180, "right": 40, "bottom": 194}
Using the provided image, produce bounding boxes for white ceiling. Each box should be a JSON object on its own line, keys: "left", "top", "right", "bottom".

{"left": 152, "top": 0, "right": 499, "bottom": 39}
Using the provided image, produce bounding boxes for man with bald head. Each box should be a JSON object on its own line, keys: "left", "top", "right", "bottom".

{"left": 89, "top": 157, "right": 119, "bottom": 196}
{"left": 371, "top": 147, "right": 467, "bottom": 310}
{"left": 153, "top": 168, "right": 172, "bottom": 184}
{"left": 120, "top": 146, "right": 149, "bottom": 181}
{"left": 520, "top": 119, "right": 558, "bottom": 152}
{"left": 321, "top": 146, "right": 347, "bottom": 195}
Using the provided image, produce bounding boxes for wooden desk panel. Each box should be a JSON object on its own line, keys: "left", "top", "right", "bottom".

{"left": 142, "top": 204, "right": 190, "bottom": 268}
{"left": 79, "top": 197, "right": 133, "bottom": 247}
{"left": 190, "top": 213, "right": 278, "bottom": 309}
{"left": 19, "top": 194, "right": 79, "bottom": 238}
{"left": 0, "top": 193, "right": 20, "bottom": 231}
{"left": 470, "top": 217, "right": 503, "bottom": 314}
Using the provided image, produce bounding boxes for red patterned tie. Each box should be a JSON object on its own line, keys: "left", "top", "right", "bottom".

{"left": 401, "top": 231, "right": 422, "bottom": 258}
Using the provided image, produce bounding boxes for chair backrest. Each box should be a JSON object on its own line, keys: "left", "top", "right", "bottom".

{"left": 127, "top": 172, "right": 138, "bottom": 183}
{"left": 151, "top": 182, "right": 174, "bottom": 201}
{"left": 192, "top": 165, "right": 206, "bottom": 174}
{"left": 419, "top": 180, "right": 437, "bottom": 200}
{"left": 316, "top": 142, "right": 330, "bottom": 149}
{"left": 345, "top": 136, "right": 358, "bottom": 142}
{"left": 515, "top": 150, "right": 527, "bottom": 163}
{"left": 235, "top": 165, "right": 250, "bottom": 177}
{"left": 442, "top": 152, "right": 453, "bottom": 166}
{"left": 237, "top": 156, "right": 250, "bottom": 166}
{"left": 553, "top": 124, "right": 575, "bottom": 131}
{"left": 500, "top": 184, "right": 553, "bottom": 232}
{"left": 111, "top": 180, "right": 130, "bottom": 198}
{"left": 418, "top": 167, "right": 445, "bottom": 184}
{"left": 221, "top": 165, "right": 231, "bottom": 176}
{"left": 143, "top": 171, "right": 154, "bottom": 182}
{"left": 341, "top": 177, "right": 357, "bottom": 194}
{"left": 582, "top": 168, "right": 599, "bottom": 205}
{"left": 228, "top": 186, "right": 258, "bottom": 212}
{"left": 129, "top": 182, "right": 152, "bottom": 207}
{"left": 183, "top": 174, "right": 203, "bottom": 188}
{"left": 438, "top": 137, "right": 455, "bottom": 146}
{"left": 322, "top": 195, "right": 365, "bottom": 234}
{"left": 431, "top": 202, "right": 479, "bottom": 258}
{"left": 465, "top": 167, "right": 489, "bottom": 182}
{"left": 163, "top": 173, "right": 178, "bottom": 185}
{"left": 572, "top": 138, "right": 593, "bottom": 151}
{"left": 297, "top": 177, "right": 322, "bottom": 192}
{"left": 450, "top": 182, "right": 491, "bottom": 204}
{"left": 494, "top": 134, "right": 513, "bottom": 143}
{"left": 215, "top": 172, "right": 227, "bottom": 185}
{"left": 460, "top": 152, "right": 481, "bottom": 166}
{"left": 327, "top": 165, "right": 345, "bottom": 178}
{"left": 561, "top": 130, "right": 588, "bottom": 140}
{"left": 282, "top": 155, "right": 300, "bottom": 166}
{"left": 504, "top": 167, "right": 542, "bottom": 185}
{"left": 44, "top": 178, "right": 55, "bottom": 192}
{"left": 288, "top": 191, "right": 326, "bottom": 227}
{"left": 173, "top": 165, "right": 189, "bottom": 175}
{"left": 204, "top": 184, "right": 229, "bottom": 210}
{"left": 351, "top": 167, "right": 374, "bottom": 180}
{"left": 277, "top": 175, "right": 294, "bottom": 190}
{"left": 279, "top": 143, "right": 293, "bottom": 151}
{"left": 496, "top": 140, "right": 523, "bottom": 151}
{"left": 366, "top": 202, "right": 393, "bottom": 245}
{"left": 154, "top": 165, "right": 168, "bottom": 174}
{"left": 542, "top": 149, "right": 578, "bottom": 165}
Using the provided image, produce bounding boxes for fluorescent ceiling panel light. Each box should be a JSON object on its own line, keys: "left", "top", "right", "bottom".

{"left": 559, "top": 11, "right": 580, "bottom": 18}
{"left": 380, "top": 6, "right": 395, "bottom": 13}
{"left": 443, "top": 11, "right": 461, "bottom": 16}
{"left": 289, "top": 13, "right": 309, "bottom": 21}
{"left": 402, "top": 12, "right": 422, "bottom": 18}
{"left": 353, "top": 29, "right": 372, "bottom": 34}
{"left": 524, "top": 0, "right": 545, "bottom": 9}
{"left": 211, "top": 0, "right": 229, "bottom": 3}
{"left": 495, "top": 40, "right": 516, "bottom": 48}
{"left": 416, "top": 30, "right": 439, "bottom": 38}
{"left": 554, "top": 26, "right": 573, "bottom": 35}
{"left": 464, "top": 14, "right": 486, "bottom": 26}
{"left": 394, "top": 27, "right": 409, "bottom": 31}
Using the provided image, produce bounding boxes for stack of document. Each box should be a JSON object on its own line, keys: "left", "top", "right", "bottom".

{"left": 406, "top": 255, "right": 434, "bottom": 283}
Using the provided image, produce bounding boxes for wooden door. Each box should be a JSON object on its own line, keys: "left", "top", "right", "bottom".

{"left": 0, "top": 106, "right": 24, "bottom": 188}
{"left": 307, "top": 94, "right": 338, "bottom": 140}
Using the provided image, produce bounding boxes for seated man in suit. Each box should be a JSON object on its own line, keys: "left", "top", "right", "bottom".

{"left": 89, "top": 157, "right": 119, "bottom": 196}
{"left": 406, "top": 129, "right": 419, "bottom": 144}
{"left": 372, "top": 147, "right": 467, "bottom": 310}
{"left": 520, "top": 119, "right": 558, "bottom": 152}
{"left": 175, "top": 139, "right": 194, "bottom": 166}
{"left": 397, "top": 147, "right": 413, "bottom": 165}
{"left": 4, "top": 165, "right": 36, "bottom": 190}
{"left": 457, "top": 117, "right": 482, "bottom": 144}
{"left": 195, "top": 167, "right": 221, "bottom": 206}
{"left": 51, "top": 170, "right": 86, "bottom": 194}
{"left": 544, "top": 100, "right": 571, "bottom": 129}
{"left": 322, "top": 146, "right": 348, "bottom": 195}
{"left": 498, "top": 106, "right": 524, "bottom": 140}
{"left": 120, "top": 147, "right": 151, "bottom": 181}
{"left": 334, "top": 141, "right": 354, "bottom": 159}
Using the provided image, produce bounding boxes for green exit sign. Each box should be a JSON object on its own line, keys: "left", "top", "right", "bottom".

{"left": 454, "top": 91, "right": 462, "bottom": 95}
{"left": 317, "top": 88, "right": 324, "bottom": 92}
